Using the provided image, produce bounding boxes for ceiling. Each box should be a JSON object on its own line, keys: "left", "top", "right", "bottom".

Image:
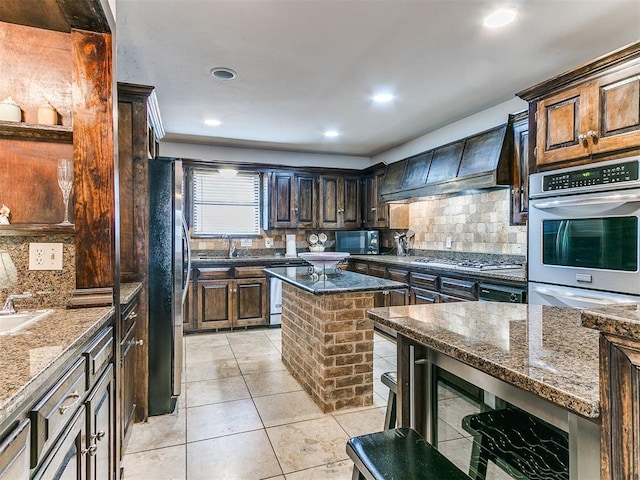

{"left": 116, "top": 0, "right": 640, "bottom": 157}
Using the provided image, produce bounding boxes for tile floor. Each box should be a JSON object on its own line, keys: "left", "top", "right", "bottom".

{"left": 121, "top": 328, "right": 512, "bottom": 480}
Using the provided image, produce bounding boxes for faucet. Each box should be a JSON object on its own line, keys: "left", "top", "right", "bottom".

{"left": 0, "top": 292, "right": 33, "bottom": 315}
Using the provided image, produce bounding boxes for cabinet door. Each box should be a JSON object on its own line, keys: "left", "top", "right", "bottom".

{"left": 374, "top": 169, "right": 388, "bottom": 227}
{"left": 33, "top": 407, "right": 87, "bottom": 480}
{"left": 0, "top": 419, "right": 30, "bottom": 480}
{"left": 270, "top": 172, "right": 295, "bottom": 228}
{"left": 86, "top": 366, "right": 114, "bottom": 480}
{"left": 234, "top": 278, "right": 268, "bottom": 327}
{"left": 294, "top": 173, "right": 316, "bottom": 228}
{"left": 388, "top": 288, "right": 409, "bottom": 306}
{"left": 368, "top": 264, "right": 386, "bottom": 278}
{"left": 341, "top": 176, "right": 361, "bottom": 229}
{"left": 197, "top": 280, "right": 233, "bottom": 330}
{"left": 510, "top": 112, "right": 529, "bottom": 225}
{"left": 411, "top": 287, "right": 439, "bottom": 304}
{"left": 120, "top": 327, "right": 137, "bottom": 451}
{"left": 536, "top": 83, "right": 591, "bottom": 166}
{"left": 592, "top": 64, "right": 640, "bottom": 155}
{"left": 318, "top": 175, "right": 341, "bottom": 229}
{"left": 362, "top": 175, "right": 377, "bottom": 226}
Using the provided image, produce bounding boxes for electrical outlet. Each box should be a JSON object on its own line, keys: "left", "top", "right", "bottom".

{"left": 445, "top": 237, "right": 452, "bottom": 249}
{"left": 29, "top": 243, "right": 63, "bottom": 270}
{"left": 265, "top": 237, "right": 273, "bottom": 248}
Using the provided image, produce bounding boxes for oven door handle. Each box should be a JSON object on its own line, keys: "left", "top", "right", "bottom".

{"left": 532, "top": 193, "right": 640, "bottom": 210}
{"left": 532, "top": 285, "right": 638, "bottom": 306}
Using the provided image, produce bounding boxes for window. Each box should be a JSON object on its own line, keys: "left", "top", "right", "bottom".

{"left": 191, "top": 169, "right": 261, "bottom": 236}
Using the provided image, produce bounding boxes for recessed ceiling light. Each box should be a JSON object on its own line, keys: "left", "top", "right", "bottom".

{"left": 324, "top": 130, "right": 340, "bottom": 138}
{"left": 210, "top": 67, "right": 237, "bottom": 80}
{"left": 483, "top": 7, "right": 518, "bottom": 28}
{"left": 204, "top": 119, "right": 222, "bottom": 126}
{"left": 373, "top": 93, "right": 394, "bottom": 103}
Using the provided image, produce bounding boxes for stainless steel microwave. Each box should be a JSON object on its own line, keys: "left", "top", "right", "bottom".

{"left": 335, "top": 230, "right": 379, "bottom": 254}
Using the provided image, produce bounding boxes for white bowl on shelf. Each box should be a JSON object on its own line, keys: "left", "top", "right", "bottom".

{"left": 309, "top": 244, "right": 325, "bottom": 252}
{"left": 299, "top": 251, "right": 350, "bottom": 272}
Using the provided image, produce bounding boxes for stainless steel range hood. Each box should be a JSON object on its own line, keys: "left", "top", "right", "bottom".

{"left": 380, "top": 123, "right": 513, "bottom": 202}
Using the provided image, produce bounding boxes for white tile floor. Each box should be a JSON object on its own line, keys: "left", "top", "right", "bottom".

{"left": 121, "top": 328, "right": 511, "bottom": 480}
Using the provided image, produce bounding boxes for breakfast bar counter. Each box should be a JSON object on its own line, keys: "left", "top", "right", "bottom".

{"left": 264, "top": 266, "right": 406, "bottom": 412}
{"left": 367, "top": 302, "right": 602, "bottom": 480}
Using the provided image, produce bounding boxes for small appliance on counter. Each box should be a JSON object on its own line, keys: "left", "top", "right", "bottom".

{"left": 335, "top": 230, "right": 379, "bottom": 254}
{"left": 393, "top": 230, "right": 414, "bottom": 256}
{"left": 285, "top": 234, "right": 297, "bottom": 257}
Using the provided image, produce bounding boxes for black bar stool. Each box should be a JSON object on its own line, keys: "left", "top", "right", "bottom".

{"left": 346, "top": 427, "right": 472, "bottom": 480}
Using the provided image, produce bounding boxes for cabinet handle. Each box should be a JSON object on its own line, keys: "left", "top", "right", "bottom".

{"left": 82, "top": 444, "right": 98, "bottom": 456}
{"left": 135, "top": 339, "right": 144, "bottom": 346}
{"left": 92, "top": 430, "right": 106, "bottom": 441}
{"left": 587, "top": 130, "right": 598, "bottom": 140}
{"left": 126, "top": 311, "right": 138, "bottom": 320}
{"left": 578, "top": 133, "right": 587, "bottom": 142}
{"left": 371, "top": 207, "right": 377, "bottom": 211}
{"left": 337, "top": 209, "right": 344, "bottom": 213}
{"left": 58, "top": 390, "right": 81, "bottom": 415}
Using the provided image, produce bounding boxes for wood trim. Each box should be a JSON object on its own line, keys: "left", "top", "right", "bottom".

{"left": 72, "top": 29, "right": 115, "bottom": 289}
{"left": 517, "top": 41, "right": 640, "bottom": 101}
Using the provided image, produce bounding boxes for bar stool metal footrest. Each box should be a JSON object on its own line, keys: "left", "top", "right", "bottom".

{"left": 381, "top": 371, "right": 397, "bottom": 430}
{"left": 346, "top": 427, "right": 471, "bottom": 480}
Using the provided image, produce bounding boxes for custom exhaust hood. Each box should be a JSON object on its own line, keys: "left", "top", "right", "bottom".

{"left": 379, "top": 123, "right": 513, "bottom": 202}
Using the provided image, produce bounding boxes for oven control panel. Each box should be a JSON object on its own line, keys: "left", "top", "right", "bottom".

{"left": 542, "top": 160, "right": 639, "bottom": 192}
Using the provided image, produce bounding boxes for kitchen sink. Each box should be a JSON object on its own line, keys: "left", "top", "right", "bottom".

{"left": 0, "top": 309, "right": 54, "bottom": 335}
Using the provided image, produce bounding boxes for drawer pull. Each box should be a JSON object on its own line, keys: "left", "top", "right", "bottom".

{"left": 92, "top": 430, "right": 106, "bottom": 441}
{"left": 134, "top": 339, "right": 144, "bottom": 346}
{"left": 58, "top": 390, "right": 81, "bottom": 415}
{"left": 126, "top": 311, "right": 138, "bottom": 320}
{"left": 82, "top": 444, "right": 97, "bottom": 456}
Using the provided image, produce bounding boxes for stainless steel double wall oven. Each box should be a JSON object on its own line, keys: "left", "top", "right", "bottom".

{"left": 528, "top": 156, "right": 640, "bottom": 307}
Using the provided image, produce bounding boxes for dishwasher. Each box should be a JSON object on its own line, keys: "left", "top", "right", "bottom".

{"left": 269, "top": 276, "right": 282, "bottom": 326}
{"left": 478, "top": 283, "right": 527, "bottom": 303}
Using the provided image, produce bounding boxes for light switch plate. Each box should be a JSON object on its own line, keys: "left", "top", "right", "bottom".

{"left": 265, "top": 237, "right": 273, "bottom": 248}
{"left": 29, "top": 243, "right": 63, "bottom": 270}
{"left": 445, "top": 237, "right": 452, "bottom": 249}
{"left": 240, "top": 239, "right": 252, "bottom": 247}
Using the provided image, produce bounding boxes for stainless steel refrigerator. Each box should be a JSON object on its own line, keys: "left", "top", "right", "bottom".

{"left": 148, "top": 157, "right": 189, "bottom": 415}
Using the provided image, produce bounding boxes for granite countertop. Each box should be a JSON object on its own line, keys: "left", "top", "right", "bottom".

{"left": 581, "top": 303, "right": 640, "bottom": 340}
{"left": 0, "top": 306, "right": 114, "bottom": 426}
{"left": 120, "top": 282, "right": 143, "bottom": 306}
{"left": 350, "top": 254, "right": 527, "bottom": 283}
{"left": 367, "top": 303, "right": 600, "bottom": 418}
{"left": 264, "top": 266, "right": 407, "bottom": 295}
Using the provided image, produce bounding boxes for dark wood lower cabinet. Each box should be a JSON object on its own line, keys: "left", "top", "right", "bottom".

{"left": 411, "top": 287, "right": 439, "bottom": 304}
{"left": 120, "top": 326, "right": 137, "bottom": 452}
{"left": 197, "top": 278, "right": 267, "bottom": 329}
{"left": 86, "top": 366, "right": 115, "bottom": 480}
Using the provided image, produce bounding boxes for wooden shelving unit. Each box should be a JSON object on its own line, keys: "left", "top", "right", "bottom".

{"left": 0, "top": 121, "right": 73, "bottom": 143}
{"left": 0, "top": 224, "right": 75, "bottom": 236}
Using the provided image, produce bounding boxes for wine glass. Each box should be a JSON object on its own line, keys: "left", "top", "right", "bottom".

{"left": 57, "top": 158, "right": 73, "bottom": 225}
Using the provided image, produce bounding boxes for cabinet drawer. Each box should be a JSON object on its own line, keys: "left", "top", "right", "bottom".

{"left": 0, "top": 419, "right": 30, "bottom": 480}
{"left": 234, "top": 266, "right": 265, "bottom": 278}
{"left": 387, "top": 268, "right": 409, "bottom": 283}
{"left": 440, "top": 277, "right": 477, "bottom": 300}
{"left": 368, "top": 264, "right": 386, "bottom": 278}
{"left": 83, "top": 326, "right": 113, "bottom": 388}
{"left": 30, "top": 358, "right": 86, "bottom": 467}
{"left": 352, "top": 262, "right": 369, "bottom": 274}
{"left": 198, "top": 267, "right": 233, "bottom": 280}
{"left": 410, "top": 272, "right": 439, "bottom": 290}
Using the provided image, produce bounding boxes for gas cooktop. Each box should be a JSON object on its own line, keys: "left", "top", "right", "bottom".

{"left": 409, "top": 258, "right": 523, "bottom": 272}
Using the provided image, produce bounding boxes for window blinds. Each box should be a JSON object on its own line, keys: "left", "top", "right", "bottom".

{"left": 192, "top": 170, "right": 261, "bottom": 235}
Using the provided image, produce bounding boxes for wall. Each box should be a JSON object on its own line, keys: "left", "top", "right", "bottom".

{"left": 408, "top": 189, "right": 526, "bottom": 256}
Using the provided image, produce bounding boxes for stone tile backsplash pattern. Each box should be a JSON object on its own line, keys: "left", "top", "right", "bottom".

{"left": 409, "top": 189, "right": 527, "bottom": 255}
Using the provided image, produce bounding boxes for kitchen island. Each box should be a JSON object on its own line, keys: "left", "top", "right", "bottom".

{"left": 264, "top": 266, "right": 406, "bottom": 412}
{"left": 367, "top": 302, "right": 601, "bottom": 480}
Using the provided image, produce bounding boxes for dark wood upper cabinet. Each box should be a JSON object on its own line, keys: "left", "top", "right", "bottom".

{"left": 517, "top": 42, "right": 640, "bottom": 171}
{"left": 510, "top": 111, "right": 528, "bottom": 226}
{"left": 318, "top": 175, "right": 361, "bottom": 229}
{"left": 294, "top": 173, "right": 316, "bottom": 228}
{"left": 269, "top": 171, "right": 316, "bottom": 229}
{"left": 362, "top": 168, "right": 388, "bottom": 229}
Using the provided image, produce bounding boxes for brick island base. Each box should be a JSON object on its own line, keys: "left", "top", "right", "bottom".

{"left": 280, "top": 283, "right": 375, "bottom": 413}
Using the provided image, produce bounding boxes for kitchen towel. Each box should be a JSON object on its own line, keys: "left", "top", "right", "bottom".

{"left": 285, "top": 234, "right": 297, "bottom": 257}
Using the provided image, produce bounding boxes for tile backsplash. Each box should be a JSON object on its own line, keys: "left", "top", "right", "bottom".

{"left": 0, "top": 235, "right": 75, "bottom": 307}
{"left": 408, "top": 189, "right": 527, "bottom": 256}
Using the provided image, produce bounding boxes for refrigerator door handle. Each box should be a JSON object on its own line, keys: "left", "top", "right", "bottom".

{"left": 181, "top": 216, "right": 192, "bottom": 307}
